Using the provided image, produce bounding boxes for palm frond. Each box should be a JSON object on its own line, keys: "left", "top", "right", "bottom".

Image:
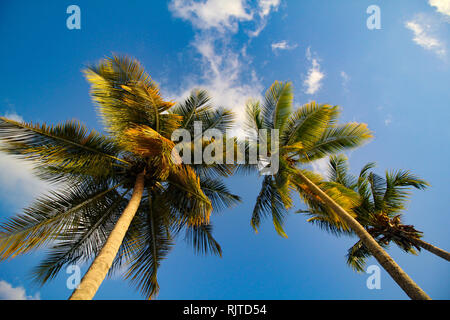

{"left": 124, "top": 192, "right": 173, "bottom": 299}
{"left": 31, "top": 188, "right": 131, "bottom": 284}
{"left": 85, "top": 55, "right": 178, "bottom": 137}
{"left": 328, "top": 154, "right": 356, "bottom": 188}
{"left": 199, "top": 177, "right": 241, "bottom": 212}
{"left": 261, "top": 81, "right": 293, "bottom": 131}
{"left": 300, "top": 123, "right": 373, "bottom": 162}
{"left": 0, "top": 181, "right": 123, "bottom": 261}
{"left": 185, "top": 224, "right": 222, "bottom": 257}
{"left": 165, "top": 166, "right": 212, "bottom": 226}
{"left": 281, "top": 102, "right": 339, "bottom": 148}
{"left": 171, "top": 89, "right": 212, "bottom": 129}
{"left": 251, "top": 176, "right": 288, "bottom": 238}
{"left": 0, "top": 118, "right": 128, "bottom": 183}
{"left": 382, "top": 170, "right": 429, "bottom": 214}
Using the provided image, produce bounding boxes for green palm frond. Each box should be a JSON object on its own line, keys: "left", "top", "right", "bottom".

{"left": 300, "top": 123, "right": 373, "bottom": 162}
{"left": 165, "top": 166, "right": 212, "bottom": 226}
{"left": 261, "top": 81, "right": 293, "bottom": 131}
{"left": 328, "top": 154, "right": 356, "bottom": 189}
{"left": 0, "top": 181, "right": 123, "bottom": 261}
{"left": 199, "top": 177, "right": 241, "bottom": 212}
{"left": 347, "top": 240, "right": 373, "bottom": 272}
{"left": 251, "top": 176, "right": 288, "bottom": 238}
{"left": 85, "top": 55, "right": 179, "bottom": 138}
{"left": 171, "top": 89, "right": 212, "bottom": 129}
{"left": 382, "top": 170, "right": 429, "bottom": 215}
{"left": 185, "top": 224, "right": 222, "bottom": 257}
{"left": 124, "top": 193, "right": 173, "bottom": 299}
{"left": 305, "top": 215, "right": 354, "bottom": 237}
{"left": 31, "top": 188, "right": 131, "bottom": 284}
{"left": 245, "top": 100, "right": 263, "bottom": 135}
{"left": 367, "top": 172, "right": 386, "bottom": 212}
{"left": 281, "top": 102, "right": 339, "bottom": 148}
{"left": 0, "top": 118, "right": 128, "bottom": 182}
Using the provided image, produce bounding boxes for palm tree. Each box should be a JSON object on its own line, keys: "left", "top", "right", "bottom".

{"left": 305, "top": 154, "right": 450, "bottom": 272}
{"left": 0, "top": 56, "right": 240, "bottom": 300}
{"left": 244, "top": 81, "right": 430, "bottom": 300}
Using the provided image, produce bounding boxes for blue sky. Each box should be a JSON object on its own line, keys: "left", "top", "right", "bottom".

{"left": 0, "top": 0, "right": 449, "bottom": 300}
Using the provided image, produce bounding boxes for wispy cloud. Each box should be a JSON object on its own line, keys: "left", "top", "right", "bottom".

{"left": 0, "top": 280, "right": 40, "bottom": 300}
{"left": 405, "top": 14, "right": 447, "bottom": 58}
{"left": 271, "top": 40, "right": 298, "bottom": 52}
{"left": 429, "top": 0, "right": 450, "bottom": 18}
{"left": 169, "top": 0, "right": 280, "bottom": 35}
{"left": 172, "top": 35, "right": 263, "bottom": 136}
{"left": 311, "top": 156, "right": 330, "bottom": 177}
{"left": 340, "top": 71, "right": 350, "bottom": 92}
{"left": 168, "top": 0, "right": 280, "bottom": 136}
{"left": 303, "top": 47, "right": 325, "bottom": 95}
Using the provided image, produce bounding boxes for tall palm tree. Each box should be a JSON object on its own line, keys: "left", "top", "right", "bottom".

{"left": 305, "top": 154, "right": 450, "bottom": 272}
{"left": 245, "top": 81, "right": 430, "bottom": 300}
{"left": 0, "top": 56, "right": 240, "bottom": 300}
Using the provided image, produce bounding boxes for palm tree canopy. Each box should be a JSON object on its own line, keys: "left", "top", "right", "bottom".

{"left": 304, "top": 154, "right": 429, "bottom": 271}
{"left": 0, "top": 55, "right": 241, "bottom": 299}
{"left": 245, "top": 81, "right": 372, "bottom": 237}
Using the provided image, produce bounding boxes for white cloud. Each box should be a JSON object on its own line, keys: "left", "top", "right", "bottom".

{"left": 405, "top": 16, "right": 446, "bottom": 57}
{"left": 271, "top": 40, "right": 298, "bottom": 52}
{"left": 0, "top": 280, "right": 40, "bottom": 300}
{"left": 3, "top": 112, "right": 23, "bottom": 123}
{"left": 168, "top": 35, "right": 263, "bottom": 137}
{"left": 169, "top": 0, "right": 253, "bottom": 32}
{"left": 303, "top": 47, "right": 325, "bottom": 95}
{"left": 258, "top": 0, "right": 280, "bottom": 17}
{"left": 168, "top": 0, "right": 281, "bottom": 136}
{"left": 429, "top": 0, "right": 450, "bottom": 17}
{"left": 169, "top": 0, "right": 281, "bottom": 37}
{"left": 0, "top": 112, "right": 51, "bottom": 211}
{"left": 311, "top": 156, "right": 330, "bottom": 178}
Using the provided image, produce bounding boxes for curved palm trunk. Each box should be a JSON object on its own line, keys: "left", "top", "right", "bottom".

{"left": 413, "top": 238, "right": 450, "bottom": 262}
{"left": 296, "top": 171, "right": 430, "bottom": 300}
{"left": 69, "top": 171, "right": 146, "bottom": 300}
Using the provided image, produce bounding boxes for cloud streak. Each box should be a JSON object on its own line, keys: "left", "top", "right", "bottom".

{"left": 168, "top": 0, "right": 281, "bottom": 136}
{"left": 303, "top": 47, "right": 325, "bottom": 95}
{"left": 405, "top": 15, "right": 447, "bottom": 58}
{"left": 0, "top": 280, "right": 40, "bottom": 300}
{"left": 271, "top": 40, "right": 298, "bottom": 52}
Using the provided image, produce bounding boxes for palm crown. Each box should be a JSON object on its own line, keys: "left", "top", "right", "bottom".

{"left": 305, "top": 154, "right": 431, "bottom": 271}
{"left": 245, "top": 81, "right": 372, "bottom": 237}
{"left": 0, "top": 56, "right": 240, "bottom": 299}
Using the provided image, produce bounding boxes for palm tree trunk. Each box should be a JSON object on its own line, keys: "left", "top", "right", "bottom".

{"left": 412, "top": 238, "right": 450, "bottom": 262}
{"left": 69, "top": 171, "right": 146, "bottom": 300}
{"left": 296, "top": 171, "right": 431, "bottom": 300}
